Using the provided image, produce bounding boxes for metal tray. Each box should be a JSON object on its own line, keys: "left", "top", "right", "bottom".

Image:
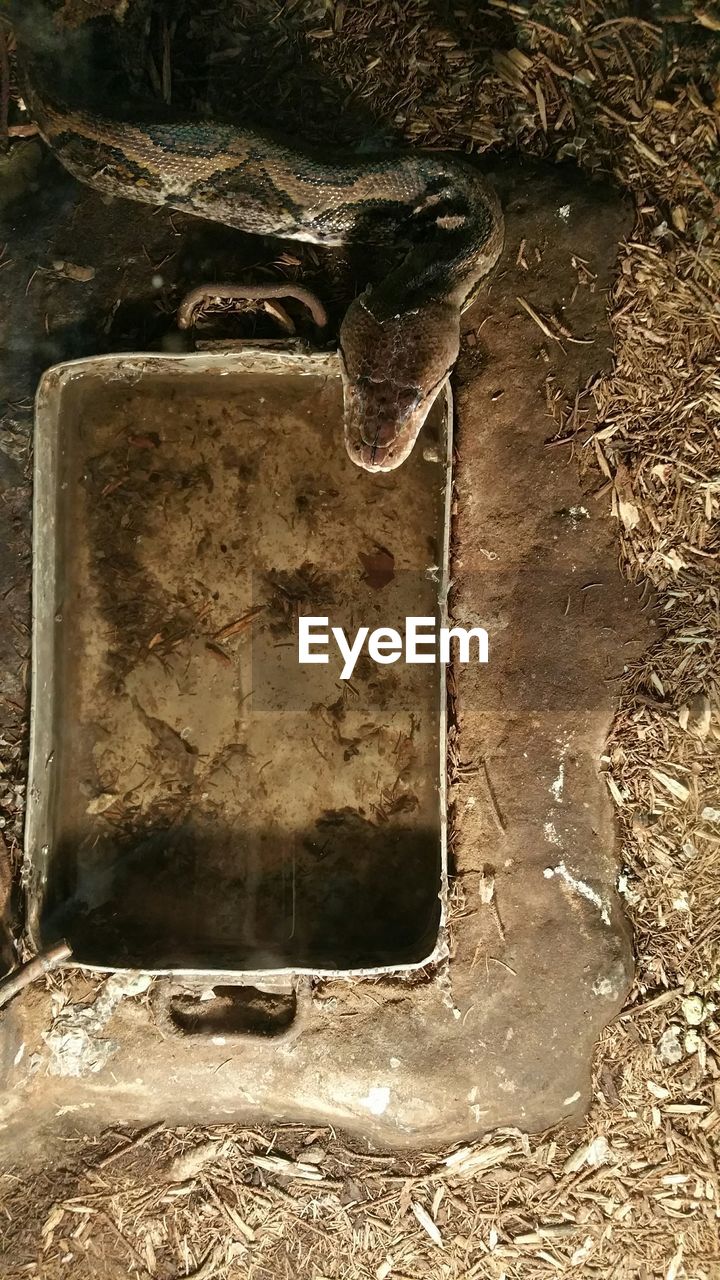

{"left": 25, "top": 341, "right": 452, "bottom": 978}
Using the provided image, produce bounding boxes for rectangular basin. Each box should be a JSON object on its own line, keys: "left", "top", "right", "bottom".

{"left": 26, "top": 345, "right": 451, "bottom": 976}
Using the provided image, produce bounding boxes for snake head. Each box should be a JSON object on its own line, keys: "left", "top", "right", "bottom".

{"left": 339, "top": 295, "right": 459, "bottom": 472}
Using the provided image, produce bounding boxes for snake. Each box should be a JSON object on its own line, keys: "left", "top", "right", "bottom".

{"left": 13, "top": 14, "right": 504, "bottom": 472}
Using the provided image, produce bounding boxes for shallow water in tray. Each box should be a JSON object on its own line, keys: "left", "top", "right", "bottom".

{"left": 40, "top": 359, "right": 447, "bottom": 970}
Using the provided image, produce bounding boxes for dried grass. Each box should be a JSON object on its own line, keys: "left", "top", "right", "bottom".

{"left": 1, "top": 1, "right": 720, "bottom": 1277}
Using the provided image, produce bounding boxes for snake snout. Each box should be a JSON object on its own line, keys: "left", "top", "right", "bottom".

{"left": 345, "top": 379, "right": 425, "bottom": 471}
{"left": 360, "top": 420, "right": 399, "bottom": 449}
{"left": 357, "top": 382, "right": 419, "bottom": 447}
{"left": 339, "top": 294, "right": 461, "bottom": 473}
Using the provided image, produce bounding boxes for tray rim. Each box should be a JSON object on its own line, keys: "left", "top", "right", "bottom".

{"left": 25, "top": 345, "right": 453, "bottom": 981}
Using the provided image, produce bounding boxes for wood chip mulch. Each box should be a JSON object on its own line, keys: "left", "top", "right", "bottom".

{"left": 1, "top": 2, "right": 719, "bottom": 1278}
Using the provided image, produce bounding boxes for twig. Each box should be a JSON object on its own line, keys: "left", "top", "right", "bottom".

{"left": 213, "top": 604, "right": 265, "bottom": 642}
{"left": 517, "top": 294, "right": 557, "bottom": 341}
{"left": 0, "top": 26, "right": 9, "bottom": 147}
{"left": 95, "top": 1121, "right": 165, "bottom": 1170}
{"left": 98, "top": 1211, "right": 151, "bottom": 1276}
{"left": 517, "top": 296, "right": 594, "bottom": 344}
{"left": 0, "top": 941, "right": 72, "bottom": 1008}
{"left": 162, "top": 20, "right": 172, "bottom": 105}
{"left": 589, "top": 16, "right": 661, "bottom": 38}
{"left": 172, "top": 1243, "right": 229, "bottom": 1280}
{"left": 619, "top": 988, "right": 682, "bottom": 1020}
{"left": 8, "top": 122, "right": 39, "bottom": 138}
{"left": 545, "top": 433, "right": 578, "bottom": 448}
{"left": 479, "top": 758, "right": 506, "bottom": 833}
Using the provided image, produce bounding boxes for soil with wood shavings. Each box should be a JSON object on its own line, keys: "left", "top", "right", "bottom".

{"left": 0, "top": 1, "right": 719, "bottom": 1278}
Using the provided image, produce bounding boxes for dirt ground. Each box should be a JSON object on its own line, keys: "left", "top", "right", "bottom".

{"left": 0, "top": 1, "right": 719, "bottom": 1278}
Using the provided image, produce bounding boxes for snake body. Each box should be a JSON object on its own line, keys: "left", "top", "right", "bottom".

{"left": 19, "top": 44, "right": 504, "bottom": 471}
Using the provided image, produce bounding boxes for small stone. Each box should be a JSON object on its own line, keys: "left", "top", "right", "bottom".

{"left": 301, "top": 1144, "right": 326, "bottom": 1165}
{"left": 657, "top": 1025, "right": 683, "bottom": 1065}
{"left": 682, "top": 995, "right": 705, "bottom": 1026}
{"left": 685, "top": 1030, "right": 702, "bottom": 1054}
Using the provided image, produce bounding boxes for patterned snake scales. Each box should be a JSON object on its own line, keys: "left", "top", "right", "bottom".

{"left": 16, "top": 18, "right": 504, "bottom": 472}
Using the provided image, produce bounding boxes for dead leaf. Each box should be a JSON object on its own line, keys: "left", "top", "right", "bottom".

{"left": 86, "top": 793, "right": 118, "bottom": 815}
{"left": 52, "top": 260, "right": 96, "bottom": 282}
{"left": 166, "top": 1140, "right": 228, "bottom": 1183}
{"left": 359, "top": 546, "right": 395, "bottom": 590}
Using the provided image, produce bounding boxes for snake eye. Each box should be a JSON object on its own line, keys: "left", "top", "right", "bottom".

{"left": 395, "top": 386, "right": 421, "bottom": 414}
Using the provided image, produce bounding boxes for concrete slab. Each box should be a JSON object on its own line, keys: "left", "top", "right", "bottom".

{"left": 0, "top": 160, "right": 654, "bottom": 1158}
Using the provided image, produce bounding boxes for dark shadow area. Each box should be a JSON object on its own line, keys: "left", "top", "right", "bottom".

{"left": 17, "top": 0, "right": 410, "bottom": 146}
{"left": 3, "top": 0, "right": 518, "bottom": 365}
{"left": 159, "top": 984, "right": 298, "bottom": 1038}
{"left": 39, "top": 817, "right": 442, "bottom": 971}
